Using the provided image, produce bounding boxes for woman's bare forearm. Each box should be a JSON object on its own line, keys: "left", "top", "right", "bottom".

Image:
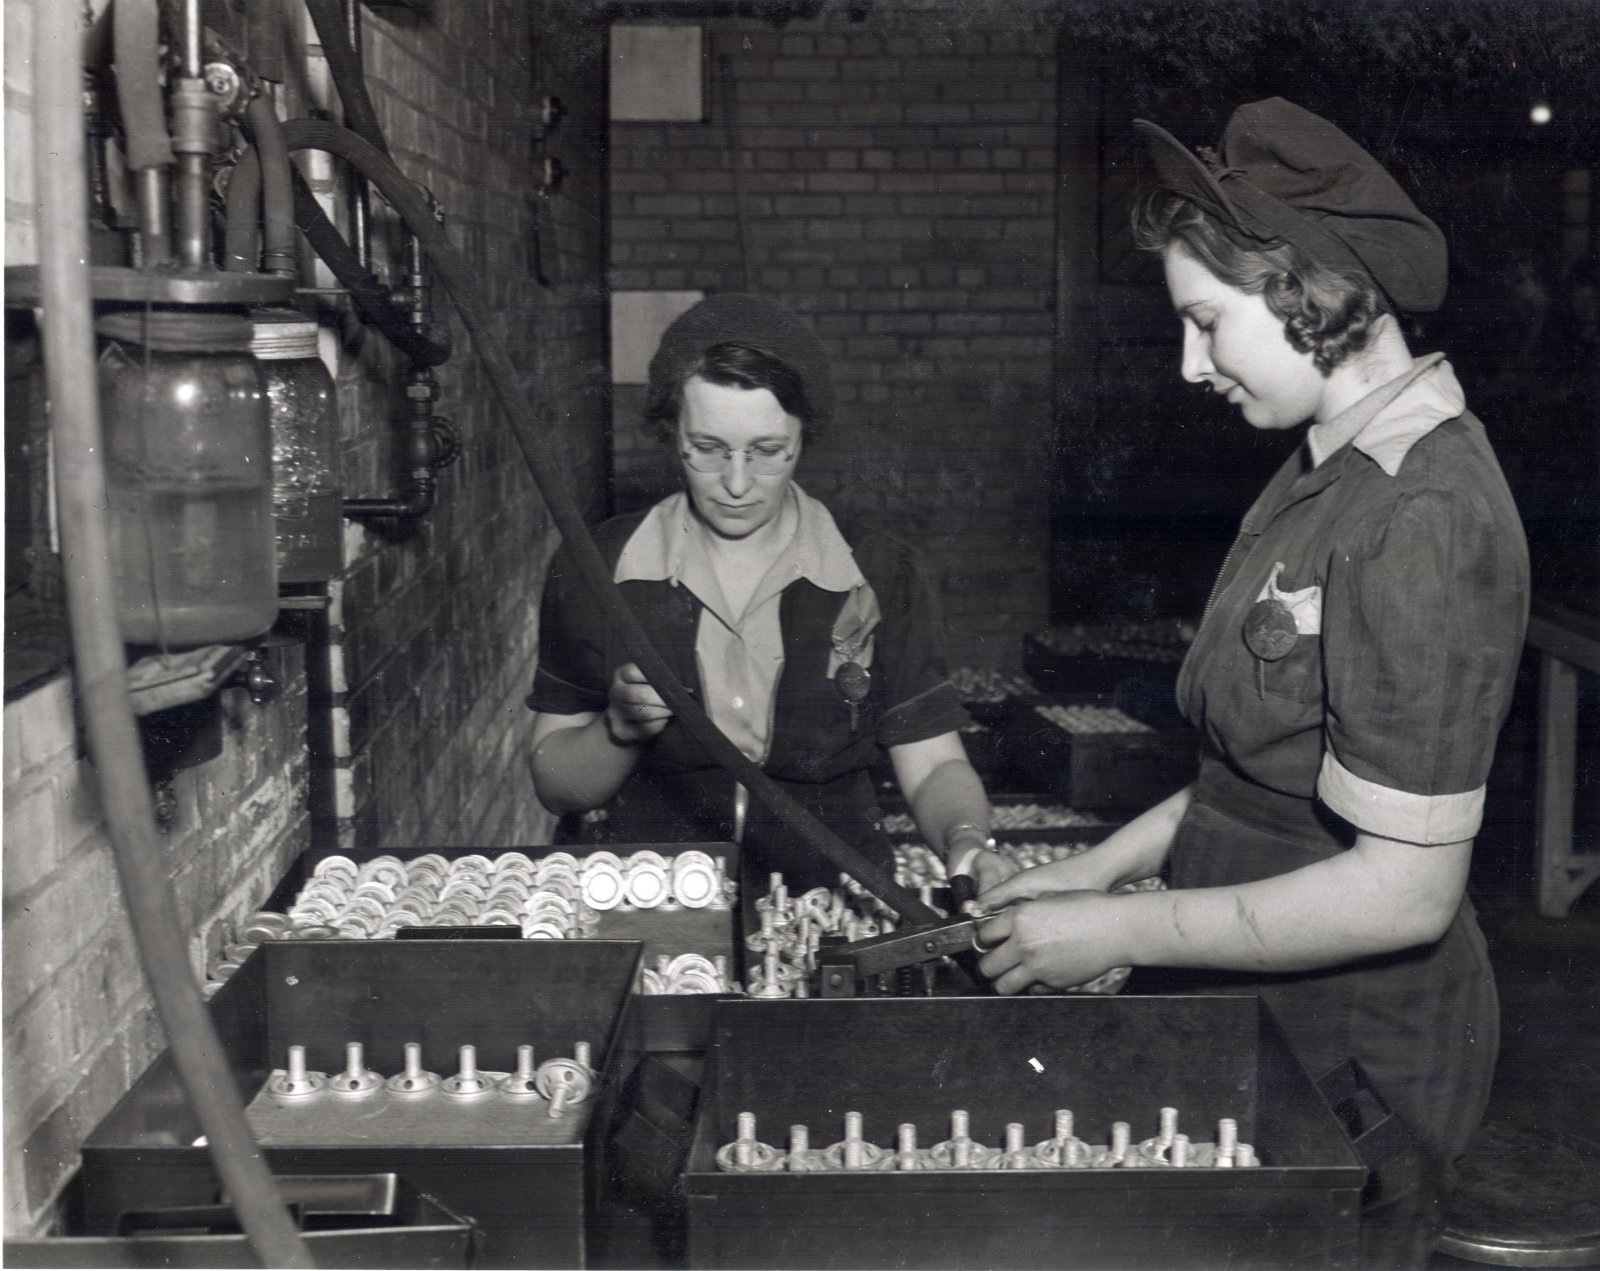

{"left": 528, "top": 712, "right": 644, "bottom": 814}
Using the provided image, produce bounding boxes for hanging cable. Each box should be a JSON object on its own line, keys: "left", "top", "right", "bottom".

{"left": 29, "top": 2, "right": 313, "bottom": 1266}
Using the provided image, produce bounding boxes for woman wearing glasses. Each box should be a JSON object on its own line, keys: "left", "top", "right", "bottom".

{"left": 527, "top": 294, "right": 1002, "bottom": 892}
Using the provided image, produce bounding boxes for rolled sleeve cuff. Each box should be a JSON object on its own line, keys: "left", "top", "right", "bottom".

{"left": 526, "top": 666, "right": 606, "bottom": 716}
{"left": 879, "top": 681, "right": 970, "bottom": 748}
{"left": 1318, "top": 753, "right": 1484, "bottom": 844}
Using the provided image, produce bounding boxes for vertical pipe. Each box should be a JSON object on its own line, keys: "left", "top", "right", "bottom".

{"left": 342, "top": 0, "right": 371, "bottom": 271}
{"left": 30, "top": 1, "right": 311, "bottom": 1265}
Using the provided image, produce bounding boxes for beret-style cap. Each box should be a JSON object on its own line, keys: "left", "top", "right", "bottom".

{"left": 648, "top": 293, "right": 834, "bottom": 424}
{"left": 1134, "top": 97, "right": 1448, "bottom": 313}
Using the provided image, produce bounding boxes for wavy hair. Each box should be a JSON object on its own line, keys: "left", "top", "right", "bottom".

{"left": 644, "top": 341, "right": 821, "bottom": 444}
{"left": 1132, "top": 190, "right": 1391, "bottom": 374}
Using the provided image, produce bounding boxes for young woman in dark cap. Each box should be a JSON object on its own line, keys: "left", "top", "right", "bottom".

{"left": 526, "top": 294, "right": 1004, "bottom": 894}
{"left": 975, "top": 99, "right": 1529, "bottom": 1265}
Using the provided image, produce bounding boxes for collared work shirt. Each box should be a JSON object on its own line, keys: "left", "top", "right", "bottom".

{"left": 611, "top": 487, "right": 870, "bottom": 764}
{"left": 1177, "top": 356, "right": 1530, "bottom": 844}
{"left": 528, "top": 486, "right": 967, "bottom": 788}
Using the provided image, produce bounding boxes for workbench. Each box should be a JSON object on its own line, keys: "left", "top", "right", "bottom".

{"left": 1528, "top": 595, "right": 1600, "bottom": 918}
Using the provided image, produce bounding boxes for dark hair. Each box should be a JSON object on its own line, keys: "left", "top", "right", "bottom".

{"left": 643, "top": 341, "right": 821, "bottom": 444}
{"left": 1131, "top": 190, "right": 1391, "bottom": 373}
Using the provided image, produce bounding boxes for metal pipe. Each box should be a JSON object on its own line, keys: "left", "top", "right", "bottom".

{"left": 344, "top": 0, "right": 371, "bottom": 271}
{"left": 183, "top": 0, "right": 202, "bottom": 77}
{"left": 29, "top": 2, "right": 312, "bottom": 1264}
{"left": 136, "top": 169, "right": 173, "bottom": 266}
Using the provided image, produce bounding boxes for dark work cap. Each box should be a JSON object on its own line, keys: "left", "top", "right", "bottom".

{"left": 648, "top": 293, "right": 834, "bottom": 424}
{"left": 1135, "top": 97, "right": 1448, "bottom": 314}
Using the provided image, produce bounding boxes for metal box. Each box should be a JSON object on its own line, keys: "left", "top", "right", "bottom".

{"left": 999, "top": 690, "right": 1199, "bottom": 812}
{"left": 77, "top": 939, "right": 644, "bottom": 1269}
{"left": 683, "top": 995, "right": 1365, "bottom": 1269}
{"left": 5, "top": 1172, "right": 471, "bottom": 1269}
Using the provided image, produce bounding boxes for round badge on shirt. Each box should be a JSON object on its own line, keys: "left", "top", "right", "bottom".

{"left": 1243, "top": 598, "right": 1299, "bottom": 661}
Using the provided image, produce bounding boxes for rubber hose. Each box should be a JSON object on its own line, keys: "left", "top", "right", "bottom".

{"left": 222, "top": 142, "right": 451, "bottom": 365}
{"left": 245, "top": 93, "right": 296, "bottom": 274}
{"left": 221, "top": 144, "right": 261, "bottom": 272}
{"left": 289, "top": 157, "right": 452, "bottom": 365}
{"left": 304, "top": 0, "right": 390, "bottom": 156}
{"left": 29, "top": 3, "right": 314, "bottom": 1267}
{"left": 113, "top": 0, "right": 175, "bottom": 171}
{"left": 283, "top": 119, "right": 937, "bottom": 924}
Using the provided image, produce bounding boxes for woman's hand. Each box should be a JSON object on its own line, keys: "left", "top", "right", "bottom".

{"left": 605, "top": 663, "right": 673, "bottom": 744}
{"left": 976, "top": 892, "right": 1129, "bottom": 996}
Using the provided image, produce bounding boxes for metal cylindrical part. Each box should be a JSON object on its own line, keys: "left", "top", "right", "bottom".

{"left": 790, "top": 1125, "right": 809, "bottom": 1154}
{"left": 844, "top": 1111, "right": 863, "bottom": 1141}
{"left": 574, "top": 1041, "right": 592, "bottom": 1070}
{"left": 1111, "top": 1122, "right": 1131, "bottom": 1159}
{"left": 1159, "top": 1106, "right": 1179, "bottom": 1145}
{"left": 951, "top": 1109, "right": 970, "bottom": 1140}
{"left": 1217, "top": 1118, "right": 1238, "bottom": 1157}
{"left": 1172, "top": 1134, "right": 1190, "bottom": 1168}
{"left": 1053, "top": 1109, "right": 1074, "bottom": 1141}
{"left": 516, "top": 1045, "right": 537, "bottom": 1079}
{"left": 135, "top": 168, "right": 172, "bottom": 265}
{"left": 737, "top": 1111, "right": 757, "bottom": 1142}
{"left": 897, "top": 1123, "right": 917, "bottom": 1154}
{"left": 403, "top": 1042, "right": 424, "bottom": 1080}
{"left": 169, "top": 78, "right": 214, "bottom": 269}
{"left": 1005, "top": 1123, "right": 1025, "bottom": 1154}
{"left": 456, "top": 1045, "right": 478, "bottom": 1081}
{"left": 287, "top": 1045, "right": 308, "bottom": 1084}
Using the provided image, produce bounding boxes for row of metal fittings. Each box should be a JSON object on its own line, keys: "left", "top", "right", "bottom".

{"left": 717, "top": 1106, "right": 1259, "bottom": 1172}
{"left": 638, "top": 952, "right": 737, "bottom": 996}
{"left": 945, "top": 666, "right": 1039, "bottom": 703}
{"left": 879, "top": 803, "right": 1106, "bottom": 835}
{"left": 1034, "top": 702, "right": 1154, "bottom": 735}
{"left": 894, "top": 841, "right": 1168, "bottom": 892}
{"left": 222, "top": 848, "right": 729, "bottom": 946}
{"left": 266, "top": 1041, "right": 597, "bottom": 1118}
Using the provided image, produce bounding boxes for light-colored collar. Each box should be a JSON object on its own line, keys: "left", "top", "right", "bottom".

{"left": 614, "top": 484, "right": 865, "bottom": 596}
{"left": 1305, "top": 352, "right": 1464, "bottom": 476}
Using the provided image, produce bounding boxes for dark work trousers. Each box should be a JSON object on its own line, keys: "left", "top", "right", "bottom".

{"left": 1149, "top": 758, "right": 1499, "bottom": 1269}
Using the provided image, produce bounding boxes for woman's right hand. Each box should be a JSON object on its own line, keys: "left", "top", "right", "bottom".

{"left": 605, "top": 663, "right": 674, "bottom": 744}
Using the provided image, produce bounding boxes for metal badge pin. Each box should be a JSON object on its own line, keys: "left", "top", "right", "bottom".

{"left": 835, "top": 661, "right": 871, "bottom": 732}
{"left": 1242, "top": 597, "right": 1298, "bottom": 661}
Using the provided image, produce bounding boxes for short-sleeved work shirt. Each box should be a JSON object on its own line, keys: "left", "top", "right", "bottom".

{"left": 1177, "top": 355, "right": 1530, "bottom": 845}
{"left": 527, "top": 485, "right": 969, "bottom": 788}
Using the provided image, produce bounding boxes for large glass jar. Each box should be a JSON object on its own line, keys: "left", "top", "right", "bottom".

{"left": 250, "top": 308, "right": 342, "bottom": 584}
{"left": 96, "top": 308, "right": 277, "bottom": 646}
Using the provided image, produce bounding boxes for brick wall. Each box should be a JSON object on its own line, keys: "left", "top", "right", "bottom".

{"left": 610, "top": 1, "right": 1062, "bottom": 670}
{"left": 3, "top": 657, "right": 312, "bottom": 1235}
{"left": 315, "top": 0, "right": 610, "bottom": 854}
{"left": 2, "top": 0, "right": 609, "bottom": 1233}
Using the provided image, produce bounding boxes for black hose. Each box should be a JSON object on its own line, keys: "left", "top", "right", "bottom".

{"left": 31, "top": 2, "right": 314, "bottom": 1265}
{"left": 304, "top": 0, "right": 391, "bottom": 157}
{"left": 285, "top": 155, "right": 452, "bottom": 365}
{"left": 285, "top": 119, "right": 937, "bottom": 924}
{"left": 245, "top": 94, "right": 296, "bottom": 274}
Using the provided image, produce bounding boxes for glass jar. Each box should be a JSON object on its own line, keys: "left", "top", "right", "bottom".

{"left": 250, "top": 308, "right": 342, "bottom": 584}
{"left": 97, "top": 308, "right": 277, "bottom": 646}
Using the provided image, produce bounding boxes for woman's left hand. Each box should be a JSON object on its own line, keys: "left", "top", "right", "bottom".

{"left": 976, "top": 892, "right": 1129, "bottom": 996}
